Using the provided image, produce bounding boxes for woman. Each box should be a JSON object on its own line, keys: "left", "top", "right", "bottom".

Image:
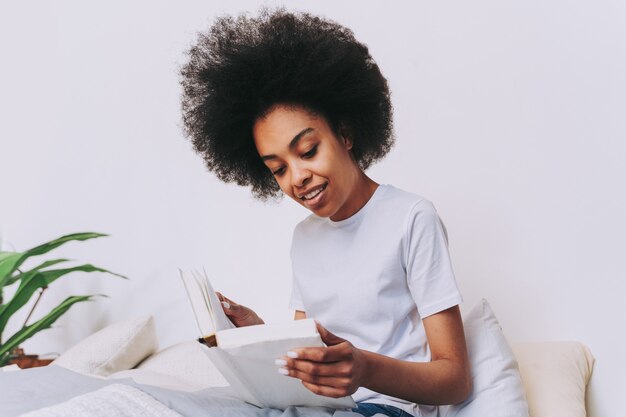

{"left": 180, "top": 7, "right": 470, "bottom": 417}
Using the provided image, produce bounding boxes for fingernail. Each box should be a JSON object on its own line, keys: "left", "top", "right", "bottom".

{"left": 221, "top": 301, "right": 230, "bottom": 309}
{"left": 287, "top": 351, "right": 298, "bottom": 358}
{"left": 274, "top": 359, "right": 287, "bottom": 366}
{"left": 277, "top": 368, "right": 289, "bottom": 375}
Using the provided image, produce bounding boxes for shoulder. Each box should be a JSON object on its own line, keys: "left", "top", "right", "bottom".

{"left": 377, "top": 184, "right": 437, "bottom": 219}
{"left": 290, "top": 184, "right": 442, "bottom": 238}
{"left": 379, "top": 185, "right": 447, "bottom": 241}
{"left": 290, "top": 212, "right": 323, "bottom": 243}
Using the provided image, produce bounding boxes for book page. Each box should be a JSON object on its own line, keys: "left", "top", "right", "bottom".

{"left": 179, "top": 268, "right": 214, "bottom": 336}
{"left": 203, "top": 347, "right": 259, "bottom": 406}
{"left": 179, "top": 268, "right": 235, "bottom": 337}
{"left": 217, "top": 318, "right": 319, "bottom": 348}
{"left": 198, "top": 268, "right": 235, "bottom": 332}
{"left": 212, "top": 334, "right": 356, "bottom": 409}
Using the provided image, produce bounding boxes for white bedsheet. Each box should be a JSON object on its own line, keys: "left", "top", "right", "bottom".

{"left": 19, "top": 384, "right": 183, "bottom": 417}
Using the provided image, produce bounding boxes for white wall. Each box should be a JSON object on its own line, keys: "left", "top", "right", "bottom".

{"left": 1, "top": 1, "right": 624, "bottom": 416}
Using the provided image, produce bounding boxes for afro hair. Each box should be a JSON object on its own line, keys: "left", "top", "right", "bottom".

{"left": 180, "top": 6, "right": 395, "bottom": 200}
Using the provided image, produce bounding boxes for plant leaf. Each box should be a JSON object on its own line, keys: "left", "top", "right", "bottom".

{"left": 38, "top": 264, "right": 128, "bottom": 285}
{"left": 0, "top": 252, "right": 19, "bottom": 265}
{"left": 0, "top": 265, "right": 125, "bottom": 335}
{"left": 32, "top": 258, "right": 73, "bottom": 272}
{"left": 0, "top": 252, "right": 24, "bottom": 288}
{"left": 0, "top": 253, "right": 17, "bottom": 262}
{"left": 4, "top": 259, "right": 71, "bottom": 287}
{"left": 0, "top": 273, "right": 47, "bottom": 335}
{"left": 0, "top": 232, "right": 107, "bottom": 288}
{"left": 0, "top": 295, "right": 99, "bottom": 364}
{"left": 24, "top": 233, "right": 108, "bottom": 258}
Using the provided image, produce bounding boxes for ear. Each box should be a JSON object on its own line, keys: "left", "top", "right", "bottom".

{"left": 339, "top": 125, "right": 353, "bottom": 151}
{"left": 343, "top": 136, "right": 353, "bottom": 151}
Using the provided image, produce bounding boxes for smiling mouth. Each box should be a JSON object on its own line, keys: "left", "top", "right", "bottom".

{"left": 299, "top": 183, "right": 328, "bottom": 201}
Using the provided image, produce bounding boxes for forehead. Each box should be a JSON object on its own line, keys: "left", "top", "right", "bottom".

{"left": 252, "top": 105, "right": 332, "bottom": 152}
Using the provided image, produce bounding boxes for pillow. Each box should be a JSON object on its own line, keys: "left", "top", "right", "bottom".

{"left": 439, "top": 299, "right": 530, "bottom": 417}
{"left": 107, "top": 368, "right": 203, "bottom": 392}
{"left": 52, "top": 316, "right": 157, "bottom": 377}
{"left": 132, "top": 340, "right": 228, "bottom": 389}
{"left": 512, "top": 341, "right": 594, "bottom": 417}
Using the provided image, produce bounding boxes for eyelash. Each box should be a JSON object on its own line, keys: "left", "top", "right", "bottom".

{"left": 272, "top": 146, "right": 318, "bottom": 177}
{"left": 302, "top": 146, "right": 317, "bottom": 159}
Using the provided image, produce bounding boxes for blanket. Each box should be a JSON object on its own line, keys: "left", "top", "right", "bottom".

{"left": 19, "top": 384, "right": 183, "bottom": 417}
{"left": 0, "top": 365, "right": 360, "bottom": 417}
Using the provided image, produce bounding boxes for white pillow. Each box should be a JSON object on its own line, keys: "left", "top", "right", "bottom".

{"left": 107, "top": 368, "right": 203, "bottom": 391}
{"left": 512, "top": 341, "right": 594, "bottom": 417}
{"left": 52, "top": 316, "right": 157, "bottom": 377}
{"left": 439, "top": 299, "right": 530, "bottom": 417}
{"left": 133, "top": 340, "right": 228, "bottom": 389}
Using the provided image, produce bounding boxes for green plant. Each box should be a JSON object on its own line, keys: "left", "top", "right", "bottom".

{"left": 0, "top": 232, "right": 126, "bottom": 366}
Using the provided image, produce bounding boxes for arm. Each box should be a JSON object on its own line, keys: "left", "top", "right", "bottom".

{"left": 294, "top": 310, "right": 307, "bottom": 320}
{"left": 280, "top": 305, "right": 471, "bottom": 405}
{"left": 362, "top": 305, "right": 471, "bottom": 404}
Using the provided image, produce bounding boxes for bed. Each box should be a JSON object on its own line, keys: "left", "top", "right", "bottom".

{"left": 1, "top": 300, "right": 594, "bottom": 417}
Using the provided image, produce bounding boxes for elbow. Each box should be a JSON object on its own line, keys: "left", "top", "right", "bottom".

{"left": 451, "top": 367, "right": 472, "bottom": 404}
{"left": 450, "top": 350, "right": 472, "bottom": 404}
{"left": 437, "top": 361, "right": 472, "bottom": 405}
{"left": 460, "top": 372, "right": 472, "bottom": 403}
{"left": 426, "top": 360, "right": 473, "bottom": 405}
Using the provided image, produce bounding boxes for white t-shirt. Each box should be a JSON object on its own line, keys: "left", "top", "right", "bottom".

{"left": 289, "top": 184, "right": 463, "bottom": 417}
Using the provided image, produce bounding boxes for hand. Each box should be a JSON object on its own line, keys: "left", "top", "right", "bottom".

{"left": 276, "top": 321, "right": 368, "bottom": 398}
{"left": 216, "top": 292, "right": 264, "bottom": 327}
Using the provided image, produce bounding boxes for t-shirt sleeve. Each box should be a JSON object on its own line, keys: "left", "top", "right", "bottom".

{"left": 288, "top": 225, "right": 306, "bottom": 312}
{"left": 288, "top": 276, "right": 305, "bottom": 311}
{"left": 405, "top": 199, "right": 463, "bottom": 318}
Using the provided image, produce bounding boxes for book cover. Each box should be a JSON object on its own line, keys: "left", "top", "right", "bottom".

{"left": 179, "top": 268, "right": 356, "bottom": 409}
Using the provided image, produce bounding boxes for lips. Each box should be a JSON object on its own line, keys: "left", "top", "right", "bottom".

{"left": 297, "top": 182, "right": 329, "bottom": 210}
{"left": 298, "top": 182, "right": 328, "bottom": 200}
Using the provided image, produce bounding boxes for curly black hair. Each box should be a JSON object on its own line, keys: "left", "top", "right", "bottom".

{"left": 180, "top": 6, "right": 394, "bottom": 200}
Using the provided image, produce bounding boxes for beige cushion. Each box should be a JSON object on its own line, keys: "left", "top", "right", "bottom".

{"left": 52, "top": 316, "right": 157, "bottom": 377}
{"left": 512, "top": 341, "right": 594, "bottom": 417}
{"left": 133, "top": 340, "right": 228, "bottom": 389}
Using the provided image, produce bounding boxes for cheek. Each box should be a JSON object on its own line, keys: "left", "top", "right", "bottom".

{"left": 275, "top": 177, "right": 297, "bottom": 200}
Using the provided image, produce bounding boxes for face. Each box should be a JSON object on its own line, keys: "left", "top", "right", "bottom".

{"left": 253, "top": 105, "right": 364, "bottom": 221}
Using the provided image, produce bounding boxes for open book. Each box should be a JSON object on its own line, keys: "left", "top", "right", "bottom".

{"left": 179, "top": 268, "right": 356, "bottom": 410}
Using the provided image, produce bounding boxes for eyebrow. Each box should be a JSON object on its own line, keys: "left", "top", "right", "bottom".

{"left": 260, "top": 127, "right": 314, "bottom": 161}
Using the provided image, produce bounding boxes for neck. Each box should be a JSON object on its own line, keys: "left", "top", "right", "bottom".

{"left": 329, "top": 174, "right": 379, "bottom": 222}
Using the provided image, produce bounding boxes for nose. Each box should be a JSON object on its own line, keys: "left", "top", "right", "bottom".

{"left": 290, "top": 161, "right": 312, "bottom": 188}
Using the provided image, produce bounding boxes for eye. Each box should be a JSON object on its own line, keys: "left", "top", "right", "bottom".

{"left": 302, "top": 145, "right": 318, "bottom": 159}
{"left": 272, "top": 166, "right": 286, "bottom": 176}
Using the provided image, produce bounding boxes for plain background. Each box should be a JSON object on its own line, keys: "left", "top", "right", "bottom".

{"left": 1, "top": 1, "right": 624, "bottom": 416}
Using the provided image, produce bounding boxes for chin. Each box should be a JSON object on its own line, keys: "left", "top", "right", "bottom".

{"left": 291, "top": 191, "right": 336, "bottom": 218}
{"left": 311, "top": 206, "right": 336, "bottom": 218}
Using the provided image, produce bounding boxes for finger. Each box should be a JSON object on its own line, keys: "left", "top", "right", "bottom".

{"left": 221, "top": 301, "right": 234, "bottom": 314}
{"left": 286, "top": 357, "right": 353, "bottom": 378}
{"left": 222, "top": 301, "right": 242, "bottom": 316}
{"left": 277, "top": 365, "right": 353, "bottom": 395}
{"left": 215, "top": 293, "right": 242, "bottom": 315}
{"left": 314, "top": 322, "right": 346, "bottom": 346}
{"left": 286, "top": 368, "right": 351, "bottom": 389}
{"left": 223, "top": 300, "right": 254, "bottom": 322}
{"left": 288, "top": 344, "right": 352, "bottom": 363}
{"left": 215, "top": 293, "right": 232, "bottom": 312}
{"left": 218, "top": 293, "right": 238, "bottom": 306}
{"left": 300, "top": 380, "right": 353, "bottom": 398}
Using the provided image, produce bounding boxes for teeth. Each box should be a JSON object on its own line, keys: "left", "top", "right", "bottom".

{"left": 305, "top": 188, "right": 322, "bottom": 200}
{"left": 300, "top": 183, "right": 327, "bottom": 200}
